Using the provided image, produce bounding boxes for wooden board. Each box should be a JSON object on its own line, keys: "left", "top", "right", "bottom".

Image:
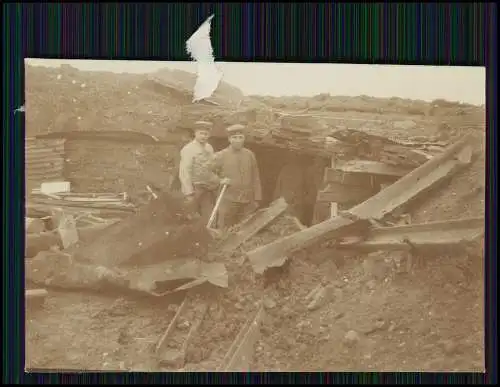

{"left": 316, "top": 183, "right": 376, "bottom": 204}
{"left": 220, "top": 198, "right": 288, "bottom": 252}
{"left": 338, "top": 217, "right": 484, "bottom": 252}
{"left": 332, "top": 160, "right": 413, "bottom": 178}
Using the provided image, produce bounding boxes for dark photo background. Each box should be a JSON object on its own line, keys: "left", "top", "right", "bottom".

{"left": 2, "top": 2, "right": 496, "bottom": 384}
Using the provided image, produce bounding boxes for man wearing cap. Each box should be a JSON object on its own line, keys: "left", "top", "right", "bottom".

{"left": 213, "top": 124, "right": 263, "bottom": 229}
{"left": 178, "top": 121, "right": 220, "bottom": 221}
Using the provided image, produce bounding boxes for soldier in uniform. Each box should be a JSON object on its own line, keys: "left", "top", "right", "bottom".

{"left": 213, "top": 124, "right": 263, "bottom": 229}
{"left": 178, "top": 121, "right": 221, "bottom": 222}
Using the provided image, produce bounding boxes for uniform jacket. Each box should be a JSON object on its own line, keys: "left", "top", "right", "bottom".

{"left": 179, "top": 140, "right": 220, "bottom": 195}
{"left": 213, "top": 146, "right": 262, "bottom": 203}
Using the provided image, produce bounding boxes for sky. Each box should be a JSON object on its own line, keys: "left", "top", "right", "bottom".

{"left": 26, "top": 59, "right": 485, "bottom": 106}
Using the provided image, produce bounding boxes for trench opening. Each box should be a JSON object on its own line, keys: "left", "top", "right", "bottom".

{"left": 210, "top": 138, "right": 329, "bottom": 227}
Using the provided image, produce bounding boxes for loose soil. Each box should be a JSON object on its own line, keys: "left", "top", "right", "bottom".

{"left": 26, "top": 134, "right": 485, "bottom": 371}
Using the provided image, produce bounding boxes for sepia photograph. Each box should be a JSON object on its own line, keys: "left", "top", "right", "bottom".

{"left": 24, "top": 57, "right": 486, "bottom": 372}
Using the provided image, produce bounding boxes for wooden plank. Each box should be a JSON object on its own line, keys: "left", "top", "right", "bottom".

{"left": 29, "top": 198, "right": 135, "bottom": 212}
{"left": 324, "top": 168, "right": 375, "bottom": 187}
{"left": 219, "top": 306, "right": 265, "bottom": 371}
{"left": 317, "top": 183, "right": 375, "bottom": 204}
{"left": 246, "top": 134, "right": 474, "bottom": 274}
{"left": 155, "top": 298, "right": 189, "bottom": 354}
{"left": 335, "top": 160, "right": 413, "bottom": 178}
{"left": 338, "top": 217, "right": 484, "bottom": 252}
{"left": 220, "top": 198, "right": 288, "bottom": 252}
{"left": 26, "top": 289, "right": 49, "bottom": 300}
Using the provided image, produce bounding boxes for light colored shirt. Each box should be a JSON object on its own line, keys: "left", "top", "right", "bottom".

{"left": 179, "top": 140, "right": 218, "bottom": 195}
{"left": 213, "top": 147, "right": 262, "bottom": 203}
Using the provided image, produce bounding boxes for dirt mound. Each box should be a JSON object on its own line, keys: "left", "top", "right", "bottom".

{"left": 246, "top": 94, "right": 484, "bottom": 118}
{"left": 73, "top": 191, "right": 212, "bottom": 268}
{"left": 25, "top": 64, "right": 243, "bottom": 139}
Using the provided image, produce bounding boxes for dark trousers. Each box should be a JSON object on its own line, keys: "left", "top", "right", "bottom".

{"left": 217, "top": 200, "right": 255, "bottom": 229}
{"left": 192, "top": 186, "right": 217, "bottom": 223}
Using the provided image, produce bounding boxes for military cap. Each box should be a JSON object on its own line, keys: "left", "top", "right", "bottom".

{"left": 193, "top": 121, "right": 213, "bottom": 131}
{"left": 225, "top": 124, "right": 246, "bottom": 135}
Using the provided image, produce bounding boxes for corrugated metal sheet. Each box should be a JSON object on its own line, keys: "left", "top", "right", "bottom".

{"left": 25, "top": 138, "right": 66, "bottom": 189}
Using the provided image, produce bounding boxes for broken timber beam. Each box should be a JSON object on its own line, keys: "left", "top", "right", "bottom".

{"left": 333, "top": 160, "right": 413, "bottom": 178}
{"left": 317, "top": 183, "right": 375, "bottom": 204}
{"left": 338, "top": 217, "right": 484, "bottom": 252}
{"left": 155, "top": 298, "right": 189, "bottom": 354}
{"left": 218, "top": 306, "right": 265, "bottom": 371}
{"left": 220, "top": 197, "right": 288, "bottom": 252}
{"left": 246, "top": 134, "right": 474, "bottom": 274}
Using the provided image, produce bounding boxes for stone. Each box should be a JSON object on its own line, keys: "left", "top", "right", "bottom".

{"left": 305, "top": 284, "right": 323, "bottom": 301}
{"left": 374, "top": 319, "right": 387, "bottom": 330}
{"left": 307, "top": 287, "right": 328, "bottom": 311}
{"left": 263, "top": 296, "right": 277, "bottom": 310}
{"left": 177, "top": 320, "right": 190, "bottom": 331}
{"left": 159, "top": 349, "right": 185, "bottom": 369}
{"left": 344, "top": 330, "right": 360, "bottom": 347}
{"left": 366, "top": 280, "right": 377, "bottom": 290}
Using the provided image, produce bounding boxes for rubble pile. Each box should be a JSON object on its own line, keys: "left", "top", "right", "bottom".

{"left": 25, "top": 133, "right": 485, "bottom": 372}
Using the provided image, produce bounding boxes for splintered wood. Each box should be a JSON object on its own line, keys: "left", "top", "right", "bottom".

{"left": 246, "top": 134, "right": 474, "bottom": 274}
{"left": 338, "top": 217, "right": 485, "bottom": 252}
{"left": 220, "top": 197, "right": 288, "bottom": 253}
{"left": 155, "top": 298, "right": 208, "bottom": 370}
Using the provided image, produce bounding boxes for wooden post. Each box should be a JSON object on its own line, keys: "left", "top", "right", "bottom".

{"left": 330, "top": 157, "right": 338, "bottom": 218}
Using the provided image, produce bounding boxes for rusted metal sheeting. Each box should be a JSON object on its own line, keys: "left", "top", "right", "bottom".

{"left": 338, "top": 217, "right": 484, "bottom": 252}
{"left": 25, "top": 138, "right": 66, "bottom": 188}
